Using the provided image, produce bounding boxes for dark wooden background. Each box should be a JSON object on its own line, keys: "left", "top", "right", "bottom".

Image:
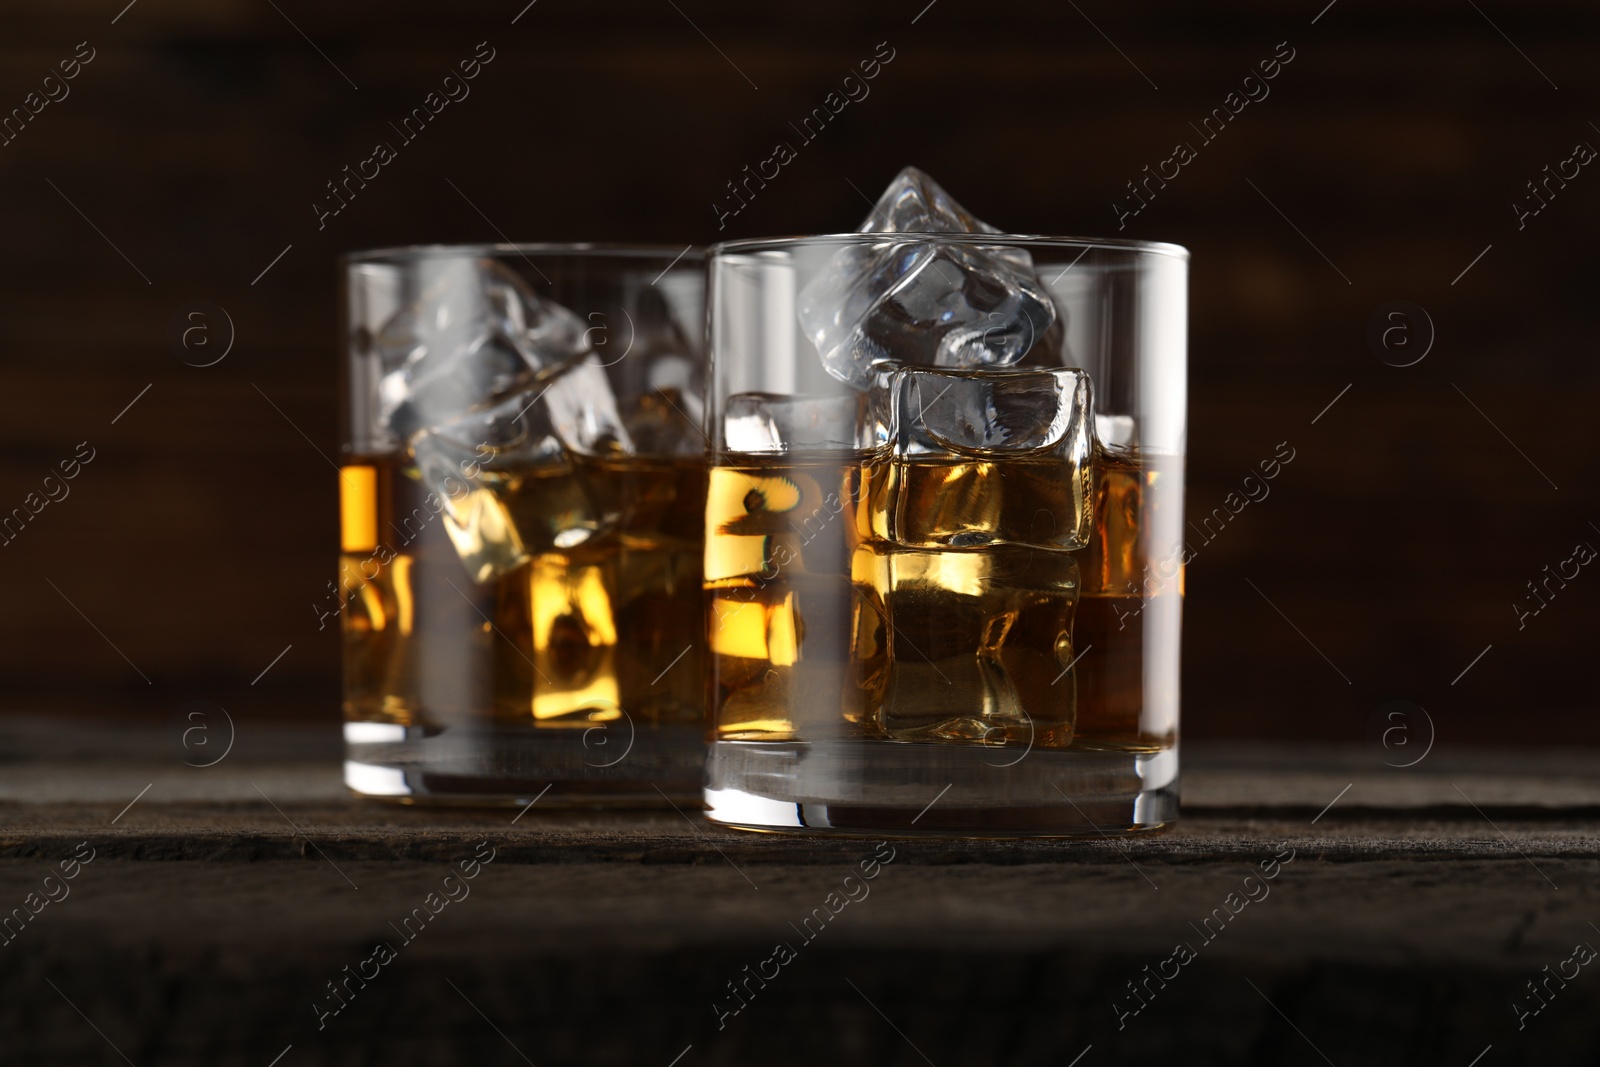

{"left": 1, "top": 0, "right": 1596, "bottom": 744}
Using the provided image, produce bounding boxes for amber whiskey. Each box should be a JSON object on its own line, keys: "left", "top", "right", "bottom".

{"left": 705, "top": 447, "right": 1176, "bottom": 754}
{"left": 339, "top": 453, "right": 706, "bottom": 767}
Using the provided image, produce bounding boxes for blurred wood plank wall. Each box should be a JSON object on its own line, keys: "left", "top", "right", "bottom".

{"left": 0, "top": 0, "right": 1595, "bottom": 742}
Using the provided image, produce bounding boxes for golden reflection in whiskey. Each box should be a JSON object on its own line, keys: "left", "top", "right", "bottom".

{"left": 339, "top": 453, "right": 705, "bottom": 732}
{"left": 706, "top": 448, "right": 1177, "bottom": 752}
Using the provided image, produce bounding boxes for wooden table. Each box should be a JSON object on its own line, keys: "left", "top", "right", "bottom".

{"left": 1, "top": 717, "right": 1595, "bottom": 1066}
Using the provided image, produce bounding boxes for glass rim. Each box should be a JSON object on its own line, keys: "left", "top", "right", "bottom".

{"left": 709, "top": 233, "right": 1189, "bottom": 260}
{"left": 341, "top": 242, "right": 705, "bottom": 266}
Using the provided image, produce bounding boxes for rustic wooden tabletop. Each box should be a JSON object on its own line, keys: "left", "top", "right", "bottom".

{"left": 0, "top": 717, "right": 1595, "bottom": 1066}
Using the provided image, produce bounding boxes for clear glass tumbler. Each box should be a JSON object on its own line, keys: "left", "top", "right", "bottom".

{"left": 702, "top": 234, "right": 1187, "bottom": 834}
{"left": 338, "top": 244, "right": 707, "bottom": 805}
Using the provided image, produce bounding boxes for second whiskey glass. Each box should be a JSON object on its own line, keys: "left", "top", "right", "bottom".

{"left": 339, "top": 244, "right": 707, "bottom": 805}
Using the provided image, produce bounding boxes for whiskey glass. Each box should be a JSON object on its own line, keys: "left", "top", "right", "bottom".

{"left": 702, "top": 234, "right": 1187, "bottom": 834}
{"left": 339, "top": 244, "right": 706, "bottom": 805}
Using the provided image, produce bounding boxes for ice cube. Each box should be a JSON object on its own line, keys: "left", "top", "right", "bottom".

{"left": 408, "top": 359, "right": 622, "bottom": 581}
{"left": 722, "top": 387, "right": 895, "bottom": 454}
{"left": 375, "top": 258, "right": 589, "bottom": 440}
{"left": 863, "top": 166, "right": 998, "bottom": 235}
{"left": 541, "top": 353, "right": 634, "bottom": 457}
{"left": 618, "top": 354, "right": 705, "bottom": 456}
{"left": 797, "top": 167, "right": 1057, "bottom": 389}
{"left": 723, "top": 393, "right": 857, "bottom": 453}
{"left": 897, "top": 365, "right": 1090, "bottom": 456}
{"left": 586, "top": 283, "right": 706, "bottom": 457}
{"left": 851, "top": 542, "right": 1079, "bottom": 745}
{"left": 875, "top": 366, "right": 1093, "bottom": 552}
{"left": 408, "top": 391, "right": 545, "bottom": 582}
{"left": 1094, "top": 413, "right": 1136, "bottom": 448}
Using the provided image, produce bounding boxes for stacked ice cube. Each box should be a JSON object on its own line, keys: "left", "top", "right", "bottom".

{"left": 727, "top": 166, "right": 1092, "bottom": 548}
{"left": 370, "top": 257, "right": 702, "bottom": 582}
{"left": 797, "top": 166, "right": 1059, "bottom": 388}
{"left": 727, "top": 167, "right": 1093, "bottom": 742}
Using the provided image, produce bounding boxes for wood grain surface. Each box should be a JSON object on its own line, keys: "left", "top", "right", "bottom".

{"left": 0, "top": 719, "right": 1596, "bottom": 1064}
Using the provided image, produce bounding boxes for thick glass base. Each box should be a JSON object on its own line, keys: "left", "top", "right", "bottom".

{"left": 705, "top": 740, "right": 1178, "bottom": 837}
{"left": 343, "top": 721, "right": 704, "bottom": 807}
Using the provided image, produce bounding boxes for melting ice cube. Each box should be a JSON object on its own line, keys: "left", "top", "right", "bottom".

{"left": 408, "top": 354, "right": 632, "bottom": 581}
{"left": 796, "top": 167, "right": 1057, "bottom": 390}
{"left": 878, "top": 366, "right": 1093, "bottom": 552}
{"left": 722, "top": 390, "right": 892, "bottom": 453}
{"left": 375, "top": 257, "right": 589, "bottom": 440}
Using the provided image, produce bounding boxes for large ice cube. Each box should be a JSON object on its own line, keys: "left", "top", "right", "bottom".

{"left": 541, "top": 353, "right": 634, "bottom": 457}
{"left": 409, "top": 357, "right": 627, "bottom": 581}
{"left": 874, "top": 366, "right": 1093, "bottom": 552}
{"left": 723, "top": 392, "right": 870, "bottom": 453}
{"left": 618, "top": 353, "right": 705, "bottom": 456}
{"left": 864, "top": 166, "right": 999, "bottom": 234}
{"left": 375, "top": 258, "right": 589, "bottom": 440}
{"left": 897, "top": 366, "right": 1090, "bottom": 456}
{"left": 797, "top": 167, "right": 1057, "bottom": 389}
{"left": 851, "top": 542, "right": 1079, "bottom": 745}
{"left": 722, "top": 361, "right": 901, "bottom": 454}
